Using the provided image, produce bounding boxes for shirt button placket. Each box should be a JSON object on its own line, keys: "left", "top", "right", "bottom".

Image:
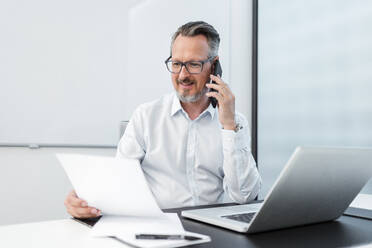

{"left": 186, "top": 121, "right": 198, "bottom": 205}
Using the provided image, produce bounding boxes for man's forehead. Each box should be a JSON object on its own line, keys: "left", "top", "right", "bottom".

{"left": 171, "top": 35, "right": 209, "bottom": 60}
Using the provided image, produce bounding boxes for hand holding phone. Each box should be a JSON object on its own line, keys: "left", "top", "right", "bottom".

{"left": 206, "top": 60, "right": 236, "bottom": 131}
{"left": 208, "top": 60, "right": 223, "bottom": 108}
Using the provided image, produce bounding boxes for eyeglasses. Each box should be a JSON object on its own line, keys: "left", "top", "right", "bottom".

{"left": 165, "top": 56, "right": 214, "bottom": 74}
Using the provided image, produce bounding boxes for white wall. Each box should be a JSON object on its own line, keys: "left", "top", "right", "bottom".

{"left": 0, "top": 0, "right": 253, "bottom": 147}
{"left": 0, "top": 0, "right": 132, "bottom": 146}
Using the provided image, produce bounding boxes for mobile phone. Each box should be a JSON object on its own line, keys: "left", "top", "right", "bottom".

{"left": 209, "top": 60, "right": 222, "bottom": 108}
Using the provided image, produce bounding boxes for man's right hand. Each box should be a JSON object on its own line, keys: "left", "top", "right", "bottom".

{"left": 64, "top": 190, "right": 101, "bottom": 218}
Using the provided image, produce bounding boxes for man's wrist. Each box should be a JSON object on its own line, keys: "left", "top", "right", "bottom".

{"left": 222, "top": 121, "right": 236, "bottom": 131}
{"left": 222, "top": 122, "right": 243, "bottom": 133}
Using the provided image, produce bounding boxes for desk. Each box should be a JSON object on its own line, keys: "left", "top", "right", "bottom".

{"left": 1, "top": 203, "right": 372, "bottom": 248}
{"left": 0, "top": 219, "right": 124, "bottom": 248}
{"left": 166, "top": 203, "right": 372, "bottom": 248}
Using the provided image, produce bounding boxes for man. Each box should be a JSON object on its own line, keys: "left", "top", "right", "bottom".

{"left": 64, "top": 21, "right": 261, "bottom": 218}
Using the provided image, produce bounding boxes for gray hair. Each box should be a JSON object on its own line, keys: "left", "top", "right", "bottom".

{"left": 170, "top": 21, "right": 220, "bottom": 58}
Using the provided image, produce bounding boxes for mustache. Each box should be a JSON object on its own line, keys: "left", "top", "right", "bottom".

{"left": 177, "top": 78, "right": 195, "bottom": 84}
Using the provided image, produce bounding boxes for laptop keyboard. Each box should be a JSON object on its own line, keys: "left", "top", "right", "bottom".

{"left": 221, "top": 212, "right": 256, "bottom": 223}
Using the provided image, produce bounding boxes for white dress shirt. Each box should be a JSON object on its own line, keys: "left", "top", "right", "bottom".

{"left": 116, "top": 93, "right": 261, "bottom": 209}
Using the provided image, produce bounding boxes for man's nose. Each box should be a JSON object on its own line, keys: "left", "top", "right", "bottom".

{"left": 178, "top": 65, "right": 190, "bottom": 79}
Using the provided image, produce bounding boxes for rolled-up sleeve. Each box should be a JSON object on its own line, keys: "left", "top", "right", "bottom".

{"left": 221, "top": 113, "right": 262, "bottom": 203}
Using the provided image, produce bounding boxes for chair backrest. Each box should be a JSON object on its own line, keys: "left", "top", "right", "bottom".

{"left": 119, "top": 120, "right": 129, "bottom": 140}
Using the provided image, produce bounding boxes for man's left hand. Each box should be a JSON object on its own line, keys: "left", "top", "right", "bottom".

{"left": 206, "top": 74, "right": 236, "bottom": 130}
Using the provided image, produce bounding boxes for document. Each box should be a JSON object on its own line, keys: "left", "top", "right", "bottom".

{"left": 345, "top": 193, "right": 372, "bottom": 220}
{"left": 91, "top": 213, "right": 184, "bottom": 237}
{"left": 350, "top": 194, "right": 372, "bottom": 210}
{"left": 58, "top": 153, "right": 211, "bottom": 247}
{"left": 57, "top": 153, "right": 164, "bottom": 217}
{"left": 91, "top": 213, "right": 210, "bottom": 248}
{"left": 115, "top": 231, "right": 211, "bottom": 248}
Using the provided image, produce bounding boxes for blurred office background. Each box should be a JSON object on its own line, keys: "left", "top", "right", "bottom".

{"left": 258, "top": 0, "right": 372, "bottom": 198}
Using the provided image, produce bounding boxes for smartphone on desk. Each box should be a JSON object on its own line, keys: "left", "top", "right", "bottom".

{"left": 209, "top": 59, "right": 223, "bottom": 108}
{"left": 73, "top": 216, "right": 101, "bottom": 227}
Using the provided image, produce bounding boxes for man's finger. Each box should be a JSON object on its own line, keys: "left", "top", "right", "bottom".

{"left": 73, "top": 207, "right": 99, "bottom": 218}
{"left": 209, "top": 74, "right": 224, "bottom": 85}
{"left": 206, "top": 83, "right": 229, "bottom": 97}
{"left": 206, "top": 91, "right": 223, "bottom": 103}
{"left": 206, "top": 82, "right": 222, "bottom": 91}
{"left": 66, "top": 192, "right": 87, "bottom": 207}
{"left": 205, "top": 84, "right": 223, "bottom": 95}
{"left": 68, "top": 210, "right": 90, "bottom": 219}
{"left": 76, "top": 206, "right": 96, "bottom": 215}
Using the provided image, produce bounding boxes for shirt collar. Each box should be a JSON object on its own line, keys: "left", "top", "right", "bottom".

{"left": 170, "top": 93, "right": 217, "bottom": 120}
{"left": 170, "top": 93, "right": 183, "bottom": 116}
{"left": 202, "top": 101, "right": 217, "bottom": 119}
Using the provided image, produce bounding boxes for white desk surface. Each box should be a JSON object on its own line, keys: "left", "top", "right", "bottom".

{"left": 0, "top": 219, "right": 129, "bottom": 248}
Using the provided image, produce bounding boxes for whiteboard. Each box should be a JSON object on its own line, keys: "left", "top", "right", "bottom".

{"left": 0, "top": 0, "right": 231, "bottom": 146}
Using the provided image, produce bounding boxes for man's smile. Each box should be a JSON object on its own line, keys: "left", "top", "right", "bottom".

{"left": 179, "top": 81, "right": 194, "bottom": 89}
{"left": 178, "top": 79, "right": 195, "bottom": 90}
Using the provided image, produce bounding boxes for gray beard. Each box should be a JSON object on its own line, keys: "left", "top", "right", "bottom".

{"left": 176, "top": 86, "right": 208, "bottom": 103}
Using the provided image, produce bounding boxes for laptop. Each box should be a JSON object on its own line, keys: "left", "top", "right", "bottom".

{"left": 181, "top": 146, "right": 372, "bottom": 233}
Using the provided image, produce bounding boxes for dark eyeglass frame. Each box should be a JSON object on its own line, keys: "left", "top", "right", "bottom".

{"left": 164, "top": 56, "right": 214, "bottom": 74}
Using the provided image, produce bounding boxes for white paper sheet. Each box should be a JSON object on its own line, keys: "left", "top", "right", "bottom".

{"left": 115, "top": 231, "right": 211, "bottom": 248}
{"left": 57, "top": 153, "right": 164, "bottom": 217}
{"left": 91, "top": 213, "right": 185, "bottom": 237}
{"left": 350, "top": 194, "right": 372, "bottom": 210}
{"left": 90, "top": 213, "right": 210, "bottom": 248}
